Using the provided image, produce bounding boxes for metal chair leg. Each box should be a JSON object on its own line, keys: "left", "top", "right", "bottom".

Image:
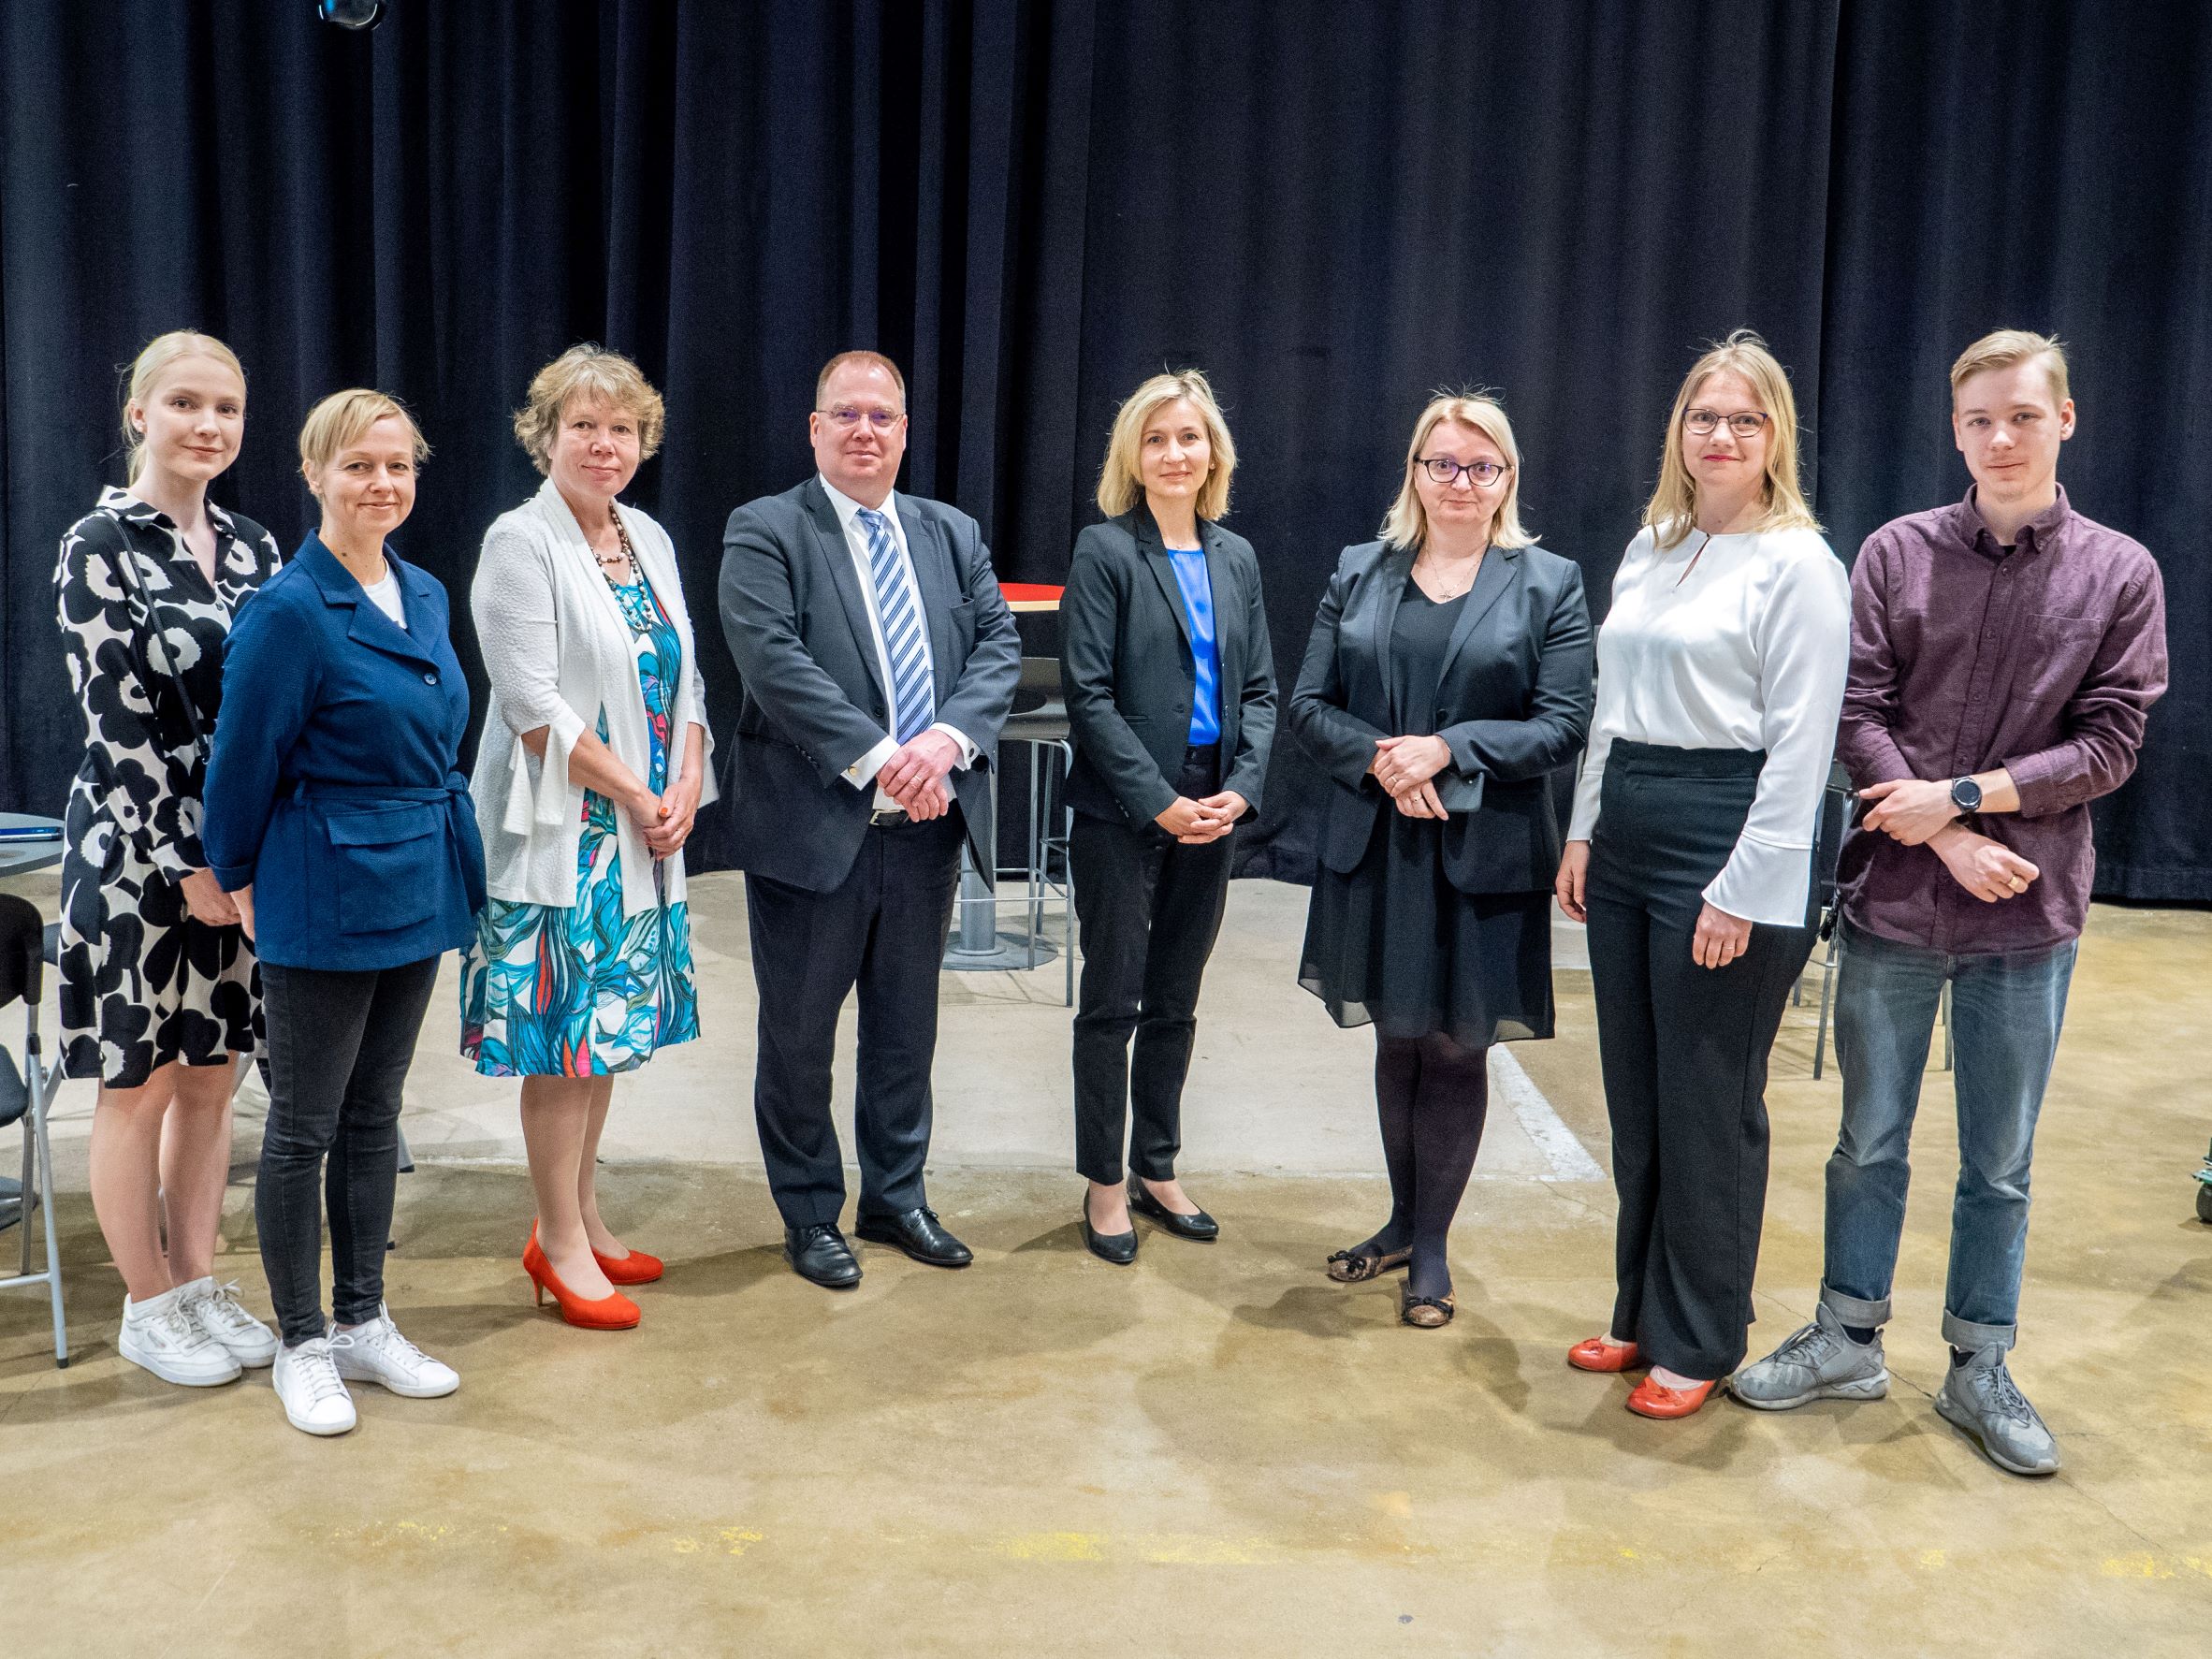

{"left": 35, "top": 1069, "right": 67, "bottom": 1364}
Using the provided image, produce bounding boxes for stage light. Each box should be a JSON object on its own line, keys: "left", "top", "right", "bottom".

{"left": 313, "top": 0, "right": 385, "bottom": 28}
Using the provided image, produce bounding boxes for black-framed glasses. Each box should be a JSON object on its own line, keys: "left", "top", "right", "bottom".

{"left": 1417, "top": 456, "right": 1511, "bottom": 488}
{"left": 1684, "top": 408, "right": 1771, "bottom": 437}
{"left": 817, "top": 405, "right": 906, "bottom": 432}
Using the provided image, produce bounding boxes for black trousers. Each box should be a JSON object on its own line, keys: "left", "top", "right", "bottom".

{"left": 1585, "top": 743, "right": 1815, "bottom": 1378}
{"left": 745, "top": 811, "right": 964, "bottom": 1228}
{"left": 1069, "top": 745, "right": 1230, "bottom": 1186}
{"left": 256, "top": 957, "right": 442, "bottom": 1346}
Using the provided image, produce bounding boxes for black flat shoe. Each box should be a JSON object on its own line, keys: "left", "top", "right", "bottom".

{"left": 784, "top": 1223, "right": 861, "bottom": 1289}
{"left": 853, "top": 1206, "right": 974, "bottom": 1268}
{"left": 1080, "top": 1194, "right": 1138, "bottom": 1265}
{"left": 1128, "top": 1179, "right": 1219, "bottom": 1242}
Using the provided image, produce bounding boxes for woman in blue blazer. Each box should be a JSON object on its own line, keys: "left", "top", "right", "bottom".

{"left": 1289, "top": 394, "right": 1593, "bottom": 1328}
{"left": 202, "top": 390, "right": 485, "bottom": 1437}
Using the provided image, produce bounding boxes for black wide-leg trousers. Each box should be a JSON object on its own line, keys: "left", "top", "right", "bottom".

{"left": 1069, "top": 745, "right": 1230, "bottom": 1186}
{"left": 1585, "top": 742, "right": 1815, "bottom": 1379}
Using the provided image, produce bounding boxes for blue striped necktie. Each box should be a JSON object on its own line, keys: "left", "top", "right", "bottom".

{"left": 856, "top": 506, "right": 934, "bottom": 743}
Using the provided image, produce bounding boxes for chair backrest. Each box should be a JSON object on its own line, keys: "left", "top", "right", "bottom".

{"left": 0, "top": 895, "right": 43, "bottom": 1011}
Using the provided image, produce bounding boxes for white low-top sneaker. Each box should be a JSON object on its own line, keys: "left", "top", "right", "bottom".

{"left": 178, "top": 1276, "right": 280, "bottom": 1369}
{"left": 328, "top": 1306, "right": 458, "bottom": 1399}
{"left": 272, "top": 1337, "right": 357, "bottom": 1436}
{"left": 119, "top": 1286, "right": 243, "bottom": 1388}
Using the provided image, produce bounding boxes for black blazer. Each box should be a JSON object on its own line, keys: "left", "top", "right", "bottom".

{"left": 1061, "top": 507, "right": 1277, "bottom": 827}
{"left": 718, "top": 477, "right": 1021, "bottom": 892}
{"left": 1288, "top": 539, "right": 1594, "bottom": 895}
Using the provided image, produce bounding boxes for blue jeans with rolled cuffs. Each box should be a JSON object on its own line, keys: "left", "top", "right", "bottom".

{"left": 1820, "top": 919, "right": 2076, "bottom": 1352}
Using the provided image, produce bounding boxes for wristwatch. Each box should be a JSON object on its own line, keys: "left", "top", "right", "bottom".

{"left": 1948, "top": 776, "right": 1984, "bottom": 814}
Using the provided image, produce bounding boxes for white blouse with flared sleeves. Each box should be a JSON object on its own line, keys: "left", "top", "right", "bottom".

{"left": 1567, "top": 523, "right": 1851, "bottom": 927}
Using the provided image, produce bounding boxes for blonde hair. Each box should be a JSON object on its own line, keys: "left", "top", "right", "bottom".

{"left": 815, "top": 350, "right": 907, "bottom": 410}
{"left": 1643, "top": 330, "right": 1818, "bottom": 549}
{"left": 1378, "top": 392, "right": 1535, "bottom": 551}
{"left": 1950, "top": 328, "right": 2069, "bottom": 407}
{"left": 513, "top": 344, "right": 666, "bottom": 475}
{"left": 1095, "top": 370, "right": 1237, "bottom": 522}
{"left": 298, "top": 388, "right": 429, "bottom": 474}
{"left": 122, "top": 330, "right": 246, "bottom": 482}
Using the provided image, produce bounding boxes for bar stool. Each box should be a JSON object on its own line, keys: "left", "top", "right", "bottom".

{"left": 0, "top": 896, "right": 68, "bottom": 1365}
{"left": 999, "top": 657, "right": 1076, "bottom": 1005}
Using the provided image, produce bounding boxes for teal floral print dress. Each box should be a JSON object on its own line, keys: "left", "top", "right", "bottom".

{"left": 460, "top": 569, "right": 700, "bottom": 1075}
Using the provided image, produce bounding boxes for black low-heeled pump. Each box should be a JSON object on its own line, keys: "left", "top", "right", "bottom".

{"left": 1128, "top": 1179, "right": 1220, "bottom": 1242}
{"left": 1079, "top": 1192, "right": 1138, "bottom": 1265}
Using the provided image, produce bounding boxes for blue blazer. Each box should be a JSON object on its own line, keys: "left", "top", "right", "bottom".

{"left": 202, "top": 535, "right": 487, "bottom": 971}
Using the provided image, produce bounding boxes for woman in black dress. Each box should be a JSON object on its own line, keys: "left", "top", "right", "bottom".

{"left": 54, "top": 331, "right": 283, "bottom": 1387}
{"left": 1290, "top": 393, "right": 1593, "bottom": 1326}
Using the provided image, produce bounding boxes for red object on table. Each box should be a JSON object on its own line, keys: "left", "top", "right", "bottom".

{"left": 998, "top": 582, "right": 1064, "bottom": 612}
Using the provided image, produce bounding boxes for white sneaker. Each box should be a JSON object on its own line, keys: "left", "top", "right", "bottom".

{"left": 119, "top": 1286, "right": 243, "bottom": 1388}
{"left": 272, "top": 1337, "right": 357, "bottom": 1436}
{"left": 328, "top": 1306, "right": 458, "bottom": 1398}
{"left": 178, "top": 1276, "right": 280, "bottom": 1369}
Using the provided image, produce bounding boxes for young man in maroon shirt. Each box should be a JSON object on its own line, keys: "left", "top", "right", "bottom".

{"left": 1731, "top": 331, "right": 2169, "bottom": 1476}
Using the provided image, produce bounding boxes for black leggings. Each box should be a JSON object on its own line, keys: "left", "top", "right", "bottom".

{"left": 256, "top": 957, "right": 441, "bottom": 1346}
{"left": 1369, "top": 1031, "right": 1492, "bottom": 1301}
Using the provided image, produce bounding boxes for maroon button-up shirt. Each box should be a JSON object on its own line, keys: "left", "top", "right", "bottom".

{"left": 1836, "top": 486, "right": 2168, "bottom": 953}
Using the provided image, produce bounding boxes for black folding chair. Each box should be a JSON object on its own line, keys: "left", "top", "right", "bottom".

{"left": 0, "top": 895, "right": 68, "bottom": 1365}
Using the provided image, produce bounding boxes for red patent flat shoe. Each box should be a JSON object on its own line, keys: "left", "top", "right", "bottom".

{"left": 1567, "top": 1335, "right": 1645, "bottom": 1373}
{"left": 592, "top": 1245, "right": 663, "bottom": 1286}
{"left": 1625, "top": 1375, "right": 1716, "bottom": 1419}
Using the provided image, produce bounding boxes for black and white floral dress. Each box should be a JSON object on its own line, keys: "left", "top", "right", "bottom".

{"left": 54, "top": 488, "right": 283, "bottom": 1086}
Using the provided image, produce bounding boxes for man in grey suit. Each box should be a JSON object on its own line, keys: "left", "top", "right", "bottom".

{"left": 720, "top": 350, "right": 1019, "bottom": 1288}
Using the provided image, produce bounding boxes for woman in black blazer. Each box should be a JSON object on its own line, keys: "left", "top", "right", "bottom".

{"left": 1289, "top": 393, "right": 1593, "bottom": 1326}
{"left": 1061, "top": 370, "right": 1276, "bottom": 1264}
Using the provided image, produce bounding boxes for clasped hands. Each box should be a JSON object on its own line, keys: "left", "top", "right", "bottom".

{"left": 875, "top": 729, "right": 963, "bottom": 821}
{"left": 1859, "top": 777, "right": 2038, "bottom": 903}
{"left": 1155, "top": 791, "right": 1248, "bottom": 844}
{"left": 1370, "top": 734, "right": 1454, "bottom": 819}
{"left": 628, "top": 765, "right": 705, "bottom": 857}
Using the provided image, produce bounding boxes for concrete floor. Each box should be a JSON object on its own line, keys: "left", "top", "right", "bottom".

{"left": 2, "top": 873, "right": 2208, "bottom": 1657}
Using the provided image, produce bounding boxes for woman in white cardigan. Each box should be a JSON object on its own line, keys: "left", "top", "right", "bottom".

{"left": 463, "top": 345, "right": 714, "bottom": 1330}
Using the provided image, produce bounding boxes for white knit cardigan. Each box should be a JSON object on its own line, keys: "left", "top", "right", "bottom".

{"left": 469, "top": 479, "right": 717, "bottom": 919}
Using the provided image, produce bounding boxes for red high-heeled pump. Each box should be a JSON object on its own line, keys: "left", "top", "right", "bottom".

{"left": 592, "top": 1244, "right": 663, "bottom": 1286}
{"left": 523, "top": 1226, "right": 640, "bottom": 1331}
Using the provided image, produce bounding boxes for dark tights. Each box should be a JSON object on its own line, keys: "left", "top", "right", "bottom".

{"left": 1356, "top": 1032, "right": 1492, "bottom": 1302}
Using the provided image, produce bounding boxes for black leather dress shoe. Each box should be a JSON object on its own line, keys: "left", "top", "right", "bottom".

{"left": 1128, "top": 1179, "right": 1220, "bottom": 1242}
{"left": 853, "top": 1206, "right": 973, "bottom": 1268}
{"left": 1079, "top": 1195, "right": 1138, "bottom": 1266}
{"left": 784, "top": 1223, "right": 862, "bottom": 1288}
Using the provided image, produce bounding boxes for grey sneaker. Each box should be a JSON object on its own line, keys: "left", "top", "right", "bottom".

{"left": 1730, "top": 1302, "right": 1889, "bottom": 1410}
{"left": 1935, "top": 1345, "right": 2059, "bottom": 1476}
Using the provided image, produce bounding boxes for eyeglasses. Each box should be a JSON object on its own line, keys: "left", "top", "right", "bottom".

{"left": 1684, "top": 408, "right": 1771, "bottom": 437}
{"left": 817, "top": 406, "right": 906, "bottom": 432}
{"left": 1417, "top": 456, "right": 1511, "bottom": 488}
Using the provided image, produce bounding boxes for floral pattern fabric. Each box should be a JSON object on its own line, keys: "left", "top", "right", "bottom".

{"left": 54, "top": 488, "right": 282, "bottom": 1085}
{"left": 459, "top": 568, "right": 698, "bottom": 1076}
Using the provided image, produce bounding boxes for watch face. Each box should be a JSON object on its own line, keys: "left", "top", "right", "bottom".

{"left": 1952, "top": 778, "right": 1983, "bottom": 812}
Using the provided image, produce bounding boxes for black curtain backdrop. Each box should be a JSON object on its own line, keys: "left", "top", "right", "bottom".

{"left": 2, "top": 1, "right": 2203, "bottom": 898}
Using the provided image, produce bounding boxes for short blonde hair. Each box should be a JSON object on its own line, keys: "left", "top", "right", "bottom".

{"left": 1950, "top": 328, "right": 2069, "bottom": 407}
{"left": 815, "top": 350, "right": 907, "bottom": 410}
{"left": 513, "top": 344, "right": 666, "bottom": 475}
{"left": 1643, "top": 330, "right": 1819, "bottom": 549}
{"left": 1095, "top": 370, "right": 1237, "bottom": 522}
{"left": 1378, "top": 392, "right": 1535, "bottom": 551}
{"left": 123, "top": 330, "right": 245, "bottom": 481}
{"left": 299, "top": 388, "right": 429, "bottom": 474}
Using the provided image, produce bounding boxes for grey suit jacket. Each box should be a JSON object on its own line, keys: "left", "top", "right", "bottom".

{"left": 718, "top": 476, "right": 1020, "bottom": 891}
{"left": 1061, "top": 507, "right": 1277, "bottom": 827}
{"left": 1288, "top": 539, "right": 1593, "bottom": 895}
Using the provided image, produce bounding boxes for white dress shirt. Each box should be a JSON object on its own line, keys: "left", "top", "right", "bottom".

{"left": 1568, "top": 523, "right": 1851, "bottom": 925}
{"left": 817, "top": 475, "right": 976, "bottom": 810}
